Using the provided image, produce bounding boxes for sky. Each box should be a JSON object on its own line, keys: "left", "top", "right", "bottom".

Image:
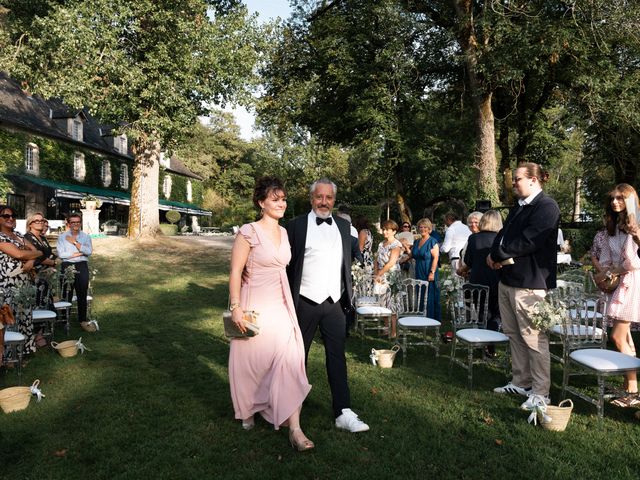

{"left": 222, "top": 0, "right": 293, "bottom": 140}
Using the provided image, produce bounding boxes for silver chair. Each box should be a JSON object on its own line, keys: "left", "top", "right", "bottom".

{"left": 354, "top": 274, "right": 392, "bottom": 337}
{"left": 396, "top": 279, "right": 441, "bottom": 362}
{"left": 561, "top": 296, "right": 640, "bottom": 419}
{"left": 449, "top": 283, "right": 509, "bottom": 389}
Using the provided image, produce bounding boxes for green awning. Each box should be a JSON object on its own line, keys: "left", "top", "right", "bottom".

{"left": 7, "top": 174, "right": 211, "bottom": 216}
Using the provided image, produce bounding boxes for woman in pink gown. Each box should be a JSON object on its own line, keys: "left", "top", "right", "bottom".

{"left": 228, "top": 177, "right": 313, "bottom": 451}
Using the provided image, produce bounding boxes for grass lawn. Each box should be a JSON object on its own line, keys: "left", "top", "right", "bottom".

{"left": 1, "top": 235, "right": 639, "bottom": 480}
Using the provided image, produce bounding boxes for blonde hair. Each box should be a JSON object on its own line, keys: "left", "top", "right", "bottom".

{"left": 478, "top": 210, "right": 503, "bottom": 232}
{"left": 416, "top": 218, "right": 433, "bottom": 232}
{"left": 26, "top": 212, "right": 46, "bottom": 228}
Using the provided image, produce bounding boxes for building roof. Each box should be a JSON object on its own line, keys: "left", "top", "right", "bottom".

{"left": 0, "top": 72, "right": 132, "bottom": 161}
{"left": 167, "top": 155, "right": 203, "bottom": 181}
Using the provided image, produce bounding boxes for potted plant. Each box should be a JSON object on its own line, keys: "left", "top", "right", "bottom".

{"left": 80, "top": 195, "right": 102, "bottom": 210}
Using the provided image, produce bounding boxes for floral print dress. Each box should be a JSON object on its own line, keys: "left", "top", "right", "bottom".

{"left": 0, "top": 232, "right": 36, "bottom": 353}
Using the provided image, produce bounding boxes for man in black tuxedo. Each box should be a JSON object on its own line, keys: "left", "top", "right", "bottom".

{"left": 488, "top": 162, "right": 559, "bottom": 410}
{"left": 286, "top": 178, "right": 369, "bottom": 433}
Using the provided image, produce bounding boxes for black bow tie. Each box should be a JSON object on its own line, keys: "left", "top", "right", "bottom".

{"left": 316, "top": 217, "right": 333, "bottom": 226}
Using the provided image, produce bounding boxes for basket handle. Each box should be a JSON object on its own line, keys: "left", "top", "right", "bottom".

{"left": 31, "top": 379, "right": 40, "bottom": 389}
{"left": 558, "top": 399, "right": 573, "bottom": 408}
{"left": 50, "top": 341, "right": 59, "bottom": 349}
{"left": 391, "top": 344, "right": 401, "bottom": 353}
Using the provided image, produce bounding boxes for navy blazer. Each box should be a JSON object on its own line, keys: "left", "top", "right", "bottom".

{"left": 490, "top": 192, "right": 560, "bottom": 289}
{"left": 286, "top": 214, "right": 357, "bottom": 310}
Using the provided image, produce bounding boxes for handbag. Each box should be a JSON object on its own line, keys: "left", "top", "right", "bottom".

{"left": 223, "top": 224, "right": 260, "bottom": 339}
{"left": 593, "top": 270, "right": 620, "bottom": 294}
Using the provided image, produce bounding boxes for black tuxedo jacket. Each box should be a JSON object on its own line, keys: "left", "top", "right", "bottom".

{"left": 286, "top": 214, "right": 357, "bottom": 310}
{"left": 490, "top": 191, "right": 560, "bottom": 290}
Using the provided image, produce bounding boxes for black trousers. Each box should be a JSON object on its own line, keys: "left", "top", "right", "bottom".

{"left": 61, "top": 261, "right": 89, "bottom": 323}
{"left": 297, "top": 296, "right": 351, "bottom": 418}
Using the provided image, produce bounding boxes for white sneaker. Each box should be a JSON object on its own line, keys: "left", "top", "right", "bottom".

{"left": 520, "top": 394, "right": 550, "bottom": 411}
{"left": 335, "top": 408, "right": 370, "bottom": 433}
{"left": 493, "top": 382, "right": 532, "bottom": 396}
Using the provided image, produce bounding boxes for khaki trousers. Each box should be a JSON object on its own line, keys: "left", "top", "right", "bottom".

{"left": 498, "top": 282, "right": 551, "bottom": 396}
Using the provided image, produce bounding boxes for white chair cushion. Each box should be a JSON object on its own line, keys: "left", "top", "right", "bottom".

{"left": 357, "top": 305, "right": 392, "bottom": 315}
{"left": 32, "top": 309, "right": 56, "bottom": 320}
{"left": 551, "top": 324, "right": 603, "bottom": 338}
{"left": 570, "top": 349, "right": 640, "bottom": 372}
{"left": 3, "top": 331, "right": 26, "bottom": 342}
{"left": 356, "top": 296, "right": 379, "bottom": 306}
{"left": 54, "top": 301, "right": 72, "bottom": 308}
{"left": 456, "top": 328, "right": 509, "bottom": 343}
{"left": 398, "top": 316, "right": 441, "bottom": 328}
{"left": 568, "top": 308, "right": 603, "bottom": 320}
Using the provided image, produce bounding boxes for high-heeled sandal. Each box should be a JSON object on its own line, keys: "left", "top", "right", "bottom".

{"left": 242, "top": 416, "right": 255, "bottom": 430}
{"left": 289, "top": 427, "right": 314, "bottom": 452}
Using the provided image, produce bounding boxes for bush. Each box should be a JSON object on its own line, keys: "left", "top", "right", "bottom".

{"left": 159, "top": 224, "right": 178, "bottom": 236}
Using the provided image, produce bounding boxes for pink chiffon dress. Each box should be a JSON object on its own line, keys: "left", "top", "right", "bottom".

{"left": 228, "top": 222, "right": 311, "bottom": 429}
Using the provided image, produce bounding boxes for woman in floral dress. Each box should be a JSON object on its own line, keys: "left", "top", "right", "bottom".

{"left": 0, "top": 205, "right": 42, "bottom": 354}
{"left": 374, "top": 219, "right": 402, "bottom": 336}
{"left": 354, "top": 216, "right": 374, "bottom": 272}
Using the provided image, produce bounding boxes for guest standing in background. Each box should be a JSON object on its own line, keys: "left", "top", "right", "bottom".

{"left": 57, "top": 213, "right": 94, "bottom": 332}
{"left": 441, "top": 212, "right": 471, "bottom": 274}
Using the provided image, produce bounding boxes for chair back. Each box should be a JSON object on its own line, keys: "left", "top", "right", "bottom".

{"left": 554, "top": 279, "right": 584, "bottom": 300}
{"left": 451, "top": 283, "right": 490, "bottom": 330}
{"left": 397, "top": 278, "right": 429, "bottom": 317}
{"left": 561, "top": 296, "right": 607, "bottom": 351}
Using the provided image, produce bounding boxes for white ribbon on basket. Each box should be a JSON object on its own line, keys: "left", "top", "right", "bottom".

{"left": 370, "top": 349, "right": 378, "bottom": 366}
{"left": 86, "top": 319, "right": 100, "bottom": 331}
{"left": 76, "top": 338, "right": 90, "bottom": 354}
{"left": 526, "top": 395, "right": 552, "bottom": 426}
{"left": 30, "top": 381, "right": 45, "bottom": 402}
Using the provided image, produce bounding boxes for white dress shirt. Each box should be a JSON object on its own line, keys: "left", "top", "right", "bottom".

{"left": 441, "top": 220, "right": 471, "bottom": 260}
{"left": 299, "top": 211, "right": 343, "bottom": 304}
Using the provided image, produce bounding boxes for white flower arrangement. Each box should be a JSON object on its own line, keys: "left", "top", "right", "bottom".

{"left": 530, "top": 299, "right": 568, "bottom": 331}
{"left": 351, "top": 262, "right": 372, "bottom": 290}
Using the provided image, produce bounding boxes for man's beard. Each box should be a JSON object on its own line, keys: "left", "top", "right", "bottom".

{"left": 314, "top": 208, "right": 331, "bottom": 219}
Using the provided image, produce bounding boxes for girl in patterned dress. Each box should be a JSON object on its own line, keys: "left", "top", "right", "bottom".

{"left": 374, "top": 219, "right": 402, "bottom": 337}
{"left": 597, "top": 185, "right": 640, "bottom": 406}
{"left": 0, "top": 206, "right": 42, "bottom": 355}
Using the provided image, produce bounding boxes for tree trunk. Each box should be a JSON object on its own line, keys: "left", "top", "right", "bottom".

{"left": 127, "top": 138, "right": 161, "bottom": 238}
{"left": 475, "top": 92, "right": 499, "bottom": 205}
{"left": 572, "top": 177, "right": 582, "bottom": 222}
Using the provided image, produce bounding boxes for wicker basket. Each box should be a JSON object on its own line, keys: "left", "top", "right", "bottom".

{"left": 370, "top": 345, "right": 401, "bottom": 368}
{"left": 51, "top": 339, "right": 80, "bottom": 358}
{"left": 0, "top": 380, "right": 39, "bottom": 413}
{"left": 540, "top": 399, "right": 573, "bottom": 431}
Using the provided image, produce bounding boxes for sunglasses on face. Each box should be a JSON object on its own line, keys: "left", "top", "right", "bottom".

{"left": 0, "top": 213, "right": 17, "bottom": 219}
{"left": 402, "top": 225, "right": 410, "bottom": 228}
{"left": 68, "top": 221, "right": 81, "bottom": 225}
{"left": 31, "top": 219, "right": 45, "bottom": 224}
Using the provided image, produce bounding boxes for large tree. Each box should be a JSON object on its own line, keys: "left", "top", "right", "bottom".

{"left": 1, "top": 0, "right": 261, "bottom": 237}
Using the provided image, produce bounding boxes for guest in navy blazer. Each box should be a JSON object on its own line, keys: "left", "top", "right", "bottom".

{"left": 488, "top": 162, "right": 560, "bottom": 409}
{"left": 286, "top": 178, "right": 369, "bottom": 433}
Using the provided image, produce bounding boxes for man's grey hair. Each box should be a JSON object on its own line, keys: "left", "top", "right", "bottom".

{"left": 309, "top": 178, "right": 337, "bottom": 197}
{"left": 467, "top": 211, "right": 483, "bottom": 223}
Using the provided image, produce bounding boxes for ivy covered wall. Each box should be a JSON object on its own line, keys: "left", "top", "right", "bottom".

{"left": 0, "top": 127, "right": 132, "bottom": 196}
{"left": 158, "top": 169, "right": 204, "bottom": 206}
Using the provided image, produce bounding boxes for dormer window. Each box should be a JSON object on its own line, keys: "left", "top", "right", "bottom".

{"left": 119, "top": 164, "right": 129, "bottom": 189}
{"left": 25, "top": 143, "right": 39, "bottom": 175}
{"left": 159, "top": 151, "right": 170, "bottom": 168}
{"left": 162, "top": 175, "right": 172, "bottom": 199}
{"left": 101, "top": 159, "right": 111, "bottom": 187}
{"left": 69, "top": 118, "right": 83, "bottom": 141}
{"left": 186, "top": 179, "right": 193, "bottom": 202}
{"left": 73, "top": 152, "right": 86, "bottom": 181}
{"left": 115, "top": 134, "right": 128, "bottom": 155}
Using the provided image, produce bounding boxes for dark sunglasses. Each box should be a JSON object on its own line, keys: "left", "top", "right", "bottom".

{"left": 0, "top": 213, "right": 17, "bottom": 219}
{"left": 402, "top": 224, "right": 411, "bottom": 228}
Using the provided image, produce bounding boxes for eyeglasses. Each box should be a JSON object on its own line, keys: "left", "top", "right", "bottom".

{"left": 31, "top": 219, "right": 45, "bottom": 224}
{"left": 402, "top": 225, "right": 411, "bottom": 229}
{"left": 68, "top": 221, "right": 81, "bottom": 225}
{"left": 0, "top": 213, "right": 17, "bottom": 219}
